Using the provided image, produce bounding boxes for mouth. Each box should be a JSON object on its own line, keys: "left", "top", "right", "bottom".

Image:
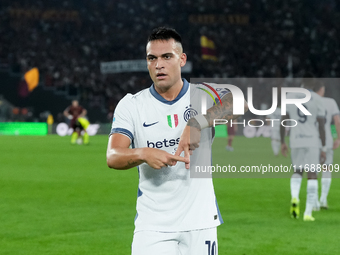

{"left": 156, "top": 73, "right": 167, "bottom": 80}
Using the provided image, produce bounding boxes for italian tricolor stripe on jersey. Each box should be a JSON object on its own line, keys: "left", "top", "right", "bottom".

{"left": 167, "top": 114, "right": 178, "bottom": 128}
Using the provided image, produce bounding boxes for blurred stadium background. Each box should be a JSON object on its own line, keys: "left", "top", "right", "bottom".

{"left": 1, "top": 0, "right": 340, "bottom": 127}
{"left": 1, "top": 0, "right": 340, "bottom": 254}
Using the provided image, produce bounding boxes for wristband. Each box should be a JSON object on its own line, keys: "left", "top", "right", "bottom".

{"left": 194, "top": 115, "right": 209, "bottom": 130}
{"left": 321, "top": 146, "right": 327, "bottom": 153}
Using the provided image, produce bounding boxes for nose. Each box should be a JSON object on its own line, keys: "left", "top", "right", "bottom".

{"left": 155, "top": 58, "right": 164, "bottom": 69}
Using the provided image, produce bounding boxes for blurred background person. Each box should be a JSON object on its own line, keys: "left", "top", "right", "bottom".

{"left": 314, "top": 83, "right": 340, "bottom": 210}
{"left": 63, "top": 100, "right": 88, "bottom": 144}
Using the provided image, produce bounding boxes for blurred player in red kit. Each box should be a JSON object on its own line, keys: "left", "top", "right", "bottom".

{"left": 63, "top": 100, "right": 89, "bottom": 144}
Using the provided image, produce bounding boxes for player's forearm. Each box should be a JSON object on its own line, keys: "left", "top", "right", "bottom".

{"left": 106, "top": 147, "right": 146, "bottom": 170}
{"left": 188, "top": 93, "right": 247, "bottom": 130}
{"left": 205, "top": 93, "right": 247, "bottom": 124}
{"left": 80, "top": 110, "right": 87, "bottom": 118}
{"left": 318, "top": 118, "right": 326, "bottom": 146}
{"left": 319, "top": 126, "right": 326, "bottom": 147}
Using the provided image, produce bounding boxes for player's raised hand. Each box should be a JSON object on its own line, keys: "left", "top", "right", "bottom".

{"left": 281, "top": 143, "right": 288, "bottom": 157}
{"left": 175, "top": 125, "right": 201, "bottom": 169}
{"left": 175, "top": 139, "right": 190, "bottom": 170}
{"left": 143, "top": 148, "right": 188, "bottom": 169}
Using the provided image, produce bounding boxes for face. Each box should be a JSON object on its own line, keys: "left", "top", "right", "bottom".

{"left": 72, "top": 100, "right": 79, "bottom": 107}
{"left": 146, "top": 39, "right": 186, "bottom": 91}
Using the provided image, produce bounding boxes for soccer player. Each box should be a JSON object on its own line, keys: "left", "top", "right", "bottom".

{"left": 63, "top": 100, "right": 89, "bottom": 144}
{"left": 314, "top": 83, "right": 340, "bottom": 209}
{"left": 106, "top": 27, "right": 246, "bottom": 255}
{"left": 280, "top": 78, "right": 326, "bottom": 221}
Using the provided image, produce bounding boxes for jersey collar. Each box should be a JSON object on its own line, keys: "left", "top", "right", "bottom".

{"left": 149, "top": 79, "right": 189, "bottom": 105}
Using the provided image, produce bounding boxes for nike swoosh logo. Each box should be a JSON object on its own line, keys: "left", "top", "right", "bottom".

{"left": 143, "top": 121, "right": 159, "bottom": 127}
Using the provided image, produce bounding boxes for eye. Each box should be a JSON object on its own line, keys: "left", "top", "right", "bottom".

{"left": 164, "top": 55, "right": 171, "bottom": 59}
{"left": 147, "top": 56, "right": 156, "bottom": 61}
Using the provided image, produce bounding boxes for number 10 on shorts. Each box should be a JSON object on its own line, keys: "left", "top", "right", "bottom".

{"left": 205, "top": 240, "right": 217, "bottom": 255}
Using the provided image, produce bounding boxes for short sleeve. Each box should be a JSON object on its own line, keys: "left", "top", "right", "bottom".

{"left": 330, "top": 99, "right": 340, "bottom": 117}
{"left": 197, "top": 83, "right": 230, "bottom": 106}
{"left": 216, "top": 87, "right": 231, "bottom": 99}
{"left": 109, "top": 94, "right": 135, "bottom": 142}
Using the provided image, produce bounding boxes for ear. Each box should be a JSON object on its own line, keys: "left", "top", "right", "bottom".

{"left": 180, "top": 53, "right": 187, "bottom": 67}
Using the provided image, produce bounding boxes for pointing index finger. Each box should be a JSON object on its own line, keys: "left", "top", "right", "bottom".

{"left": 170, "top": 154, "right": 189, "bottom": 164}
{"left": 183, "top": 146, "right": 190, "bottom": 169}
{"left": 174, "top": 146, "right": 183, "bottom": 157}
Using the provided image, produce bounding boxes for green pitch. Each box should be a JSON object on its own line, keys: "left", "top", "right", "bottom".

{"left": 0, "top": 135, "right": 339, "bottom": 254}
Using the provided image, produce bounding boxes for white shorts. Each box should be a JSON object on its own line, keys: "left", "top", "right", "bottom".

{"left": 290, "top": 147, "right": 320, "bottom": 170}
{"left": 131, "top": 227, "right": 218, "bottom": 255}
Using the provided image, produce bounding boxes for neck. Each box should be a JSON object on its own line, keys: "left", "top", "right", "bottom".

{"left": 155, "top": 79, "right": 183, "bottom": 101}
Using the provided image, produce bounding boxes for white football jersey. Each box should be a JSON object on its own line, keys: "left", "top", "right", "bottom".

{"left": 267, "top": 108, "right": 281, "bottom": 140}
{"left": 320, "top": 97, "right": 340, "bottom": 149}
{"left": 286, "top": 90, "right": 325, "bottom": 148}
{"left": 110, "top": 79, "right": 225, "bottom": 233}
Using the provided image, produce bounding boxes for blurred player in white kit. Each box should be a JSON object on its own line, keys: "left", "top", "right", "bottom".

{"left": 313, "top": 83, "right": 340, "bottom": 209}
{"left": 281, "top": 78, "right": 326, "bottom": 221}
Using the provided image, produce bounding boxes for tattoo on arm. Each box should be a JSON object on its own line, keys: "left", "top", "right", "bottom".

{"left": 187, "top": 118, "right": 201, "bottom": 130}
{"left": 187, "top": 92, "right": 247, "bottom": 128}
{"left": 127, "top": 159, "right": 138, "bottom": 167}
{"left": 205, "top": 93, "right": 235, "bottom": 125}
